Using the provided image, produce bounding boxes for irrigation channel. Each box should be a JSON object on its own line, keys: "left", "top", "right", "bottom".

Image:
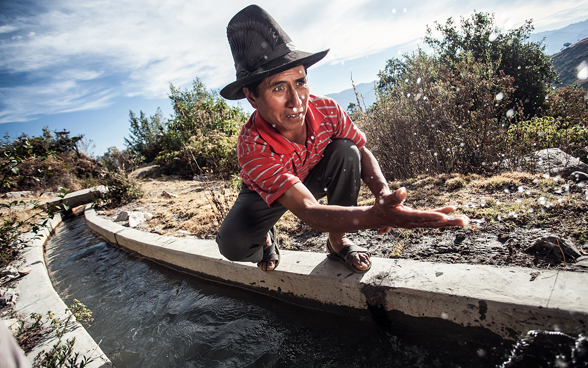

{"left": 45, "top": 214, "right": 588, "bottom": 367}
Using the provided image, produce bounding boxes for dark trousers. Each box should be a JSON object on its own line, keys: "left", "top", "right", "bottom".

{"left": 216, "top": 139, "right": 361, "bottom": 262}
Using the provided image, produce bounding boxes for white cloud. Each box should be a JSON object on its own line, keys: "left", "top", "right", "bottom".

{"left": 1, "top": 0, "right": 587, "bottom": 123}
{"left": 0, "top": 25, "right": 18, "bottom": 34}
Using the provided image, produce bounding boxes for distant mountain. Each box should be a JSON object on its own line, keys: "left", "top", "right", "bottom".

{"left": 325, "top": 82, "right": 376, "bottom": 113}
{"left": 530, "top": 19, "right": 588, "bottom": 56}
{"left": 551, "top": 37, "right": 588, "bottom": 89}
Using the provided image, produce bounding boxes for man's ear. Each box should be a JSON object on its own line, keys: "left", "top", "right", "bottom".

{"left": 243, "top": 87, "right": 258, "bottom": 109}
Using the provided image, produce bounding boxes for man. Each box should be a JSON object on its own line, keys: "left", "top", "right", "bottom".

{"left": 216, "top": 5, "right": 468, "bottom": 273}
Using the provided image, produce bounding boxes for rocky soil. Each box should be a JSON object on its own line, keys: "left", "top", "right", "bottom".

{"left": 101, "top": 162, "right": 588, "bottom": 273}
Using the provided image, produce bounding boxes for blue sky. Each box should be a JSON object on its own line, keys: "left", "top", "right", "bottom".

{"left": 1, "top": 0, "right": 587, "bottom": 156}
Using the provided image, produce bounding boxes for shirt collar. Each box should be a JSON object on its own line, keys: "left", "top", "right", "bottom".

{"left": 253, "top": 96, "right": 325, "bottom": 155}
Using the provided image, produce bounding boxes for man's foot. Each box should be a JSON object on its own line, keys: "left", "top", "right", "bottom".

{"left": 257, "top": 231, "right": 280, "bottom": 271}
{"left": 326, "top": 237, "right": 371, "bottom": 272}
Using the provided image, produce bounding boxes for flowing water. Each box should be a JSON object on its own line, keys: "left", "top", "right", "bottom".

{"left": 45, "top": 215, "right": 587, "bottom": 367}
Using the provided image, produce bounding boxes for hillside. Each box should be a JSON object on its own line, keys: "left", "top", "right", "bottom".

{"left": 325, "top": 82, "right": 376, "bottom": 113}
{"left": 551, "top": 37, "right": 588, "bottom": 89}
{"left": 530, "top": 18, "right": 588, "bottom": 55}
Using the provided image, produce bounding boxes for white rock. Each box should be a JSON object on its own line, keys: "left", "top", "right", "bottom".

{"left": 161, "top": 191, "right": 178, "bottom": 198}
{"left": 128, "top": 212, "right": 153, "bottom": 228}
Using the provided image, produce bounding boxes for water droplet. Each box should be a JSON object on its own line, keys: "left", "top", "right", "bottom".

{"left": 477, "top": 348, "right": 487, "bottom": 358}
{"left": 324, "top": 187, "right": 328, "bottom": 192}
{"left": 433, "top": 152, "right": 437, "bottom": 157}
{"left": 417, "top": 77, "right": 422, "bottom": 84}
{"left": 460, "top": 142, "right": 465, "bottom": 147}
{"left": 517, "top": 186, "right": 524, "bottom": 192}
{"left": 441, "top": 312, "right": 448, "bottom": 319}
{"left": 378, "top": 198, "right": 384, "bottom": 205}
{"left": 506, "top": 109, "right": 515, "bottom": 118}
{"left": 525, "top": 190, "right": 531, "bottom": 196}
{"left": 578, "top": 61, "right": 588, "bottom": 80}
{"left": 528, "top": 208, "right": 534, "bottom": 213}
{"left": 495, "top": 92, "right": 504, "bottom": 101}
{"left": 538, "top": 197, "right": 546, "bottom": 204}
{"left": 489, "top": 32, "right": 498, "bottom": 42}
{"left": 407, "top": 93, "right": 411, "bottom": 98}
{"left": 504, "top": 189, "right": 510, "bottom": 194}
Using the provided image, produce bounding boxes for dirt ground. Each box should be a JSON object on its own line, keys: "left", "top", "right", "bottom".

{"left": 98, "top": 171, "right": 588, "bottom": 273}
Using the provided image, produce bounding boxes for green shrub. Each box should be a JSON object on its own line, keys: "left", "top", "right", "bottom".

{"left": 94, "top": 169, "right": 143, "bottom": 208}
{"left": 507, "top": 116, "right": 588, "bottom": 159}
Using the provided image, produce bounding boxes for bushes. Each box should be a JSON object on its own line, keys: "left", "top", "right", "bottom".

{"left": 93, "top": 169, "right": 143, "bottom": 208}
{"left": 125, "top": 79, "right": 246, "bottom": 179}
{"left": 507, "top": 116, "right": 588, "bottom": 161}
{"left": 359, "top": 51, "right": 517, "bottom": 179}
{"left": 1, "top": 130, "right": 101, "bottom": 194}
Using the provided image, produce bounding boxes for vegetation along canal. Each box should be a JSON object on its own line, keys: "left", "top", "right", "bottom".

{"left": 45, "top": 215, "right": 587, "bottom": 367}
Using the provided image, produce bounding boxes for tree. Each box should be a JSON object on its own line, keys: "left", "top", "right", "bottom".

{"left": 377, "top": 57, "right": 409, "bottom": 94}
{"left": 423, "top": 12, "right": 557, "bottom": 117}
{"left": 124, "top": 108, "right": 166, "bottom": 163}
{"left": 157, "top": 78, "right": 247, "bottom": 177}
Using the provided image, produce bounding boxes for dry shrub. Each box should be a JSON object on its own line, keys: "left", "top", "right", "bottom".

{"left": 358, "top": 51, "right": 517, "bottom": 180}
{"left": 13, "top": 152, "right": 101, "bottom": 193}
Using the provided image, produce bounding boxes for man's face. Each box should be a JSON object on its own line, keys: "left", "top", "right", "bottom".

{"left": 244, "top": 65, "right": 309, "bottom": 138}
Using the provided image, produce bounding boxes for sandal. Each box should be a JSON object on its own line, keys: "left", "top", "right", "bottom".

{"left": 326, "top": 240, "right": 371, "bottom": 274}
{"left": 257, "top": 226, "right": 280, "bottom": 271}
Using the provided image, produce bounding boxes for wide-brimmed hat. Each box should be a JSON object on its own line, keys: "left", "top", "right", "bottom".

{"left": 220, "top": 5, "right": 329, "bottom": 100}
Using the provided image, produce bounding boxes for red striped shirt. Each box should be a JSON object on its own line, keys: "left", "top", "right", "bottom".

{"left": 238, "top": 94, "right": 366, "bottom": 207}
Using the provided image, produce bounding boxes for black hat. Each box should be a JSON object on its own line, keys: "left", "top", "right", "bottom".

{"left": 220, "top": 5, "right": 329, "bottom": 100}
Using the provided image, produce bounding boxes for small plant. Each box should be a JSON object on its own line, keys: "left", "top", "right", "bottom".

{"left": 14, "top": 300, "right": 94, "bottom": 368}
{"left": 93, "top": 169, "right": 143, "bottom": 208}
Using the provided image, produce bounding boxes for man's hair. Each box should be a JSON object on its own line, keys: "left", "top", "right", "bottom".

{"left": 243, "top": 79, "right": 263, "bottom": 98}
{"left": 243, "top": 65, "right": 308, "bottom": 98}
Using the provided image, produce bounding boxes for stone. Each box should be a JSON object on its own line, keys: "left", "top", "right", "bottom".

{"left": 532, "top": 148, "right": 588, "bottom": 177}
{"left": 3, "top": 191, "right": 32, "bottom": 199}
{"left": 525, "top": 236, "right": 581, "bottom": 262}
{"left": 17, "top": 267, "right": 31, "bottom": 276}
{"left": 130, "top": 164, "right": 160, "bottom": 179}
{"left": 569, "top": 171, "right": 588, "bottom": 183}
{"left": 575, "top": 256, "right": 588, "bottom": 269}
{"left": 115, "top": 211, "right": 130, "bottom": 222}
{"left": 128, "top": 212, "right": 153, "bottom": 228}
{"left": 1, "top": 266, "right": 19, "bottom": 278}
{"left": 0, "top": 289, "right": 17, "bottom": 307}
{"left": 161, "top": 191, "right": 178, "bottom": 199}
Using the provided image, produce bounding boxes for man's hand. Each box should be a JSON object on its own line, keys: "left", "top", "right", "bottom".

{"left": 373, "top": 187, "right": 469, "bottom": 234}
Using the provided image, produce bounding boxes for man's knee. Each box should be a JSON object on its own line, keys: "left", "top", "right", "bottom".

{"left": 328, "top": 139, "right": 360, "bottom": 165}
{"left": 216, "top": 231, "right": 251, "bottom": 261}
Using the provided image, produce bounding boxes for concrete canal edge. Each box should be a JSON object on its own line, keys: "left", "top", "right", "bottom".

{"left": 84, "top": 205, "right": 588, "bottom": 342}
{"left": 7, "top": 212, "right": 112, "bottom": 367}
{"left": 6, "top": 184, "right": 587, "bottom": 366}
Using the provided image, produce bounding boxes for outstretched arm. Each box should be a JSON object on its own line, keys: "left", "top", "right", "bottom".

{"left": 277, "top": 183, "right": 468, "bottom": 234}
